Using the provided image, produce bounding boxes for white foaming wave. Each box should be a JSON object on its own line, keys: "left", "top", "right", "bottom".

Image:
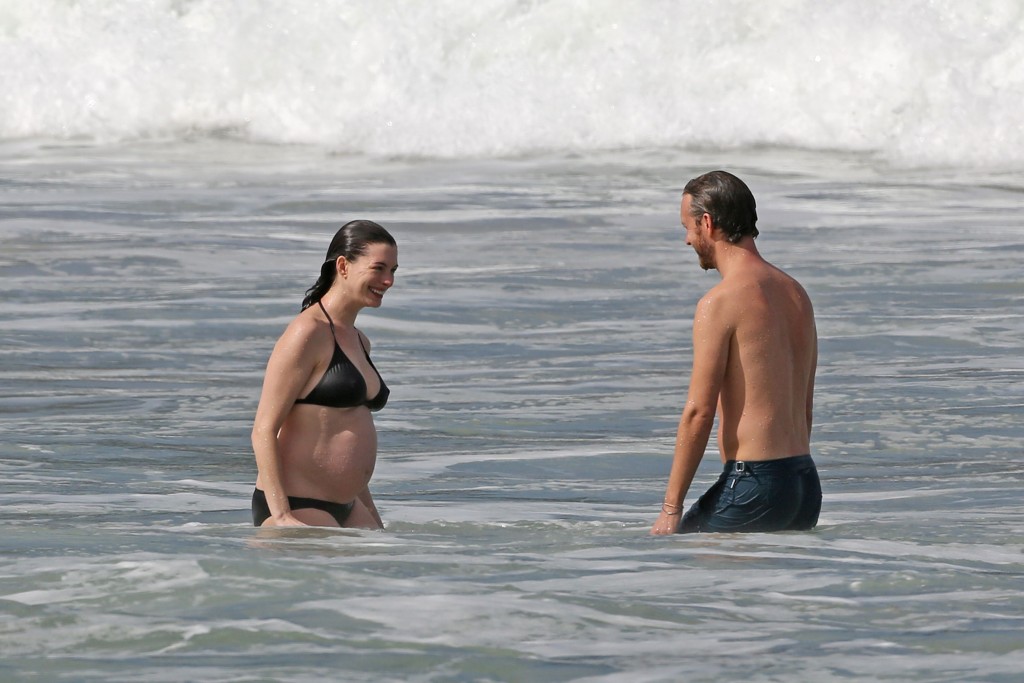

{"left": 3, "top": 558, "right": 209, "bottom": 606}
{"left": 1, "top": 0, "right": 1022, "bottom": 167}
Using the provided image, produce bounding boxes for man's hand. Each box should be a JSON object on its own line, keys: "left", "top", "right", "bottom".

{"left": 651, "top": 508, "right": 682, "bottom": 535}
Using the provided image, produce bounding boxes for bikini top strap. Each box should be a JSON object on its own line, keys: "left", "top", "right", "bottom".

{"left": 357, "top": 331, "right": 372, "bottom": 361}
{"left": 316, "top": 300, "right": 339, "bottom": 339}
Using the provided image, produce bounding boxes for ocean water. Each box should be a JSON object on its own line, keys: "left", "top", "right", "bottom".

{"left": 2, "top": 2, "right": 1024, "bottom": 682}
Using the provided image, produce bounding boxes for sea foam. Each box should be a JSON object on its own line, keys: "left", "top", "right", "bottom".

{"left": 1, "top": 0, "right": 1022, "bottom": 166}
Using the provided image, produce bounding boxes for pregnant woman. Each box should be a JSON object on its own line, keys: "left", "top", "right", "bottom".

{"left": 251, "top": 220, "right": 398, "bottom": 528}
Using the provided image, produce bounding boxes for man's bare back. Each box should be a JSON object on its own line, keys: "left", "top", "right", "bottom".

{"left": 712, "top": 257, "right": 816, "bottom": 462}
{"left": 651, "top": 171, "right": 821, "bottom": 535}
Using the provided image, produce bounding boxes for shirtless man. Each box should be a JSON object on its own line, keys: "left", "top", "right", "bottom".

{"left": 651, "top": 171, "right": 821, "bottom": 535}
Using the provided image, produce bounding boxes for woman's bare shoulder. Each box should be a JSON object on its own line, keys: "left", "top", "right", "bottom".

{"left": 275, "top": 308, "right": 331, "bottom": 356}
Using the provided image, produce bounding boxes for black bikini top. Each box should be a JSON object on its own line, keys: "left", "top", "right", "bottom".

{"left": 294, "top": 301, "right": 389, "bottom": 411}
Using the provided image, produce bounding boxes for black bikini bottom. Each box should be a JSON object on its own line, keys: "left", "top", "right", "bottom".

{"left": 252, "top": 488, "right": 355, "bottom": 527}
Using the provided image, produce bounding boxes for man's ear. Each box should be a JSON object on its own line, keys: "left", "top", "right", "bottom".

{"left": 700, "top": 212, "right": 715, "bottom": 237}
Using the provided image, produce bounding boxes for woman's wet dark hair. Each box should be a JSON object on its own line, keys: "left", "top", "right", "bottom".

{"left": 683, "top": 170, "right": 759, "bottom": 243}
{"left": 301, "top": 220, "right": 397, "bottom": 310}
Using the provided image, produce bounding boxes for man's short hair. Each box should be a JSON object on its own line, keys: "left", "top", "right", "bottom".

{"left": 683, "top": 170, "right": 759, "bottom": 243}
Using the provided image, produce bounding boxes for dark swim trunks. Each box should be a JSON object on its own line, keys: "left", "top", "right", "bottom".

{"left": 251, "top": 488, "right": 355, "bottom": 527}
{"left": 678, "top": 454, "right": 821, "bottom": 534}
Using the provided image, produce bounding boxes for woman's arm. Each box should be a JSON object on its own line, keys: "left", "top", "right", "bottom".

{"left": 251, "top": 316, "right": 321, "bottom": 526}
{"left": 357, "top": 486, "right": 384, "bottom": 528}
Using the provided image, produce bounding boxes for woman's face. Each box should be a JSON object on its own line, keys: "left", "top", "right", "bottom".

{"left": 341, "top": 242, "right": 398, "bottom": 308}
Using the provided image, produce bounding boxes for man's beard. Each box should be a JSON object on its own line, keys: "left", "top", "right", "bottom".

{"left": 694, "top": 238, "right": 715, "bottom": 271}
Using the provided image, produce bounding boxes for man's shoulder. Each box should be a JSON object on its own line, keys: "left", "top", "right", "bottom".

{"left": 695, "top": 281, "right": 741, "bottom": 327}
{"left": 713, "top": 263, "right": 813, "bottom": 324}
{"left": 724, "top": 259, "right": 804, "bottom": 292}
{"left": 704, "top": 267, "right": 762, "bottom": 302}
{"left": 703, "top": 265, "right": 783, "bottom": 315}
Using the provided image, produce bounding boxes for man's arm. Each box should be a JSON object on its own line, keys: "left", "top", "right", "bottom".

{"left": 651, "top": 294, "right": 733, "bottom": 535}
{"left": 805, "top": 322, "right": 817, "bottom": 439}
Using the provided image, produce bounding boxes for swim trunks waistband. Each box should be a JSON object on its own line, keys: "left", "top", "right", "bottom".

{"left": 723, "top": 454, "right": 815, "bottom": 473}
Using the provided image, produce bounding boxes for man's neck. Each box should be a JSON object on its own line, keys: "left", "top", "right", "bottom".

{"left": 714, "top": 238, "right": 763, "bottom": 278}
